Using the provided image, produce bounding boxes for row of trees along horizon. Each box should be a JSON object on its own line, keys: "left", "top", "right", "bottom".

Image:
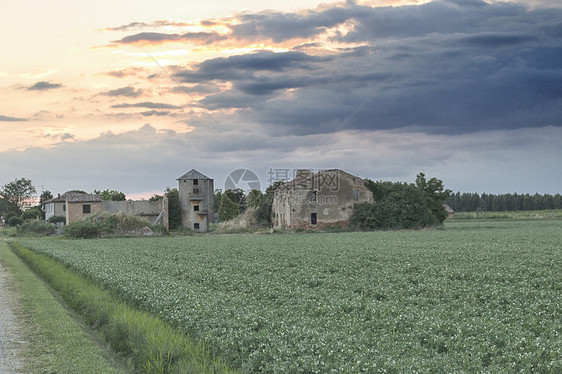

{"left": 445, "top": 192, "right": 562, "bottom": 212}
{"left": 2, "top": 176, "right": 561, "bottom": 229}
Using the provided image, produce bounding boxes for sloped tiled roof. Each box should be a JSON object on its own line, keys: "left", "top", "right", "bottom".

{"left": 66, "top": 193, "right": 102, "bottom": 203}
{"left": 177, "top": 169, "right": 211, "bottom": 180}
{"left": 43, "top": 192, "right": 85, "bottom": 204}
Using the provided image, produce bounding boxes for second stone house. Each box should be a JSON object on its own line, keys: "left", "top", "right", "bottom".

{"left": 272, "top": 169, "right": 373, "bottom": 229}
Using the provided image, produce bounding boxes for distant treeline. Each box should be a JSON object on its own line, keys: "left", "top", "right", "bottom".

{"left": 445, "top": 192, "right": 562, "bottom": 212}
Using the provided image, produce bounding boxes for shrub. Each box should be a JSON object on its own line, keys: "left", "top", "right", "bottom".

{"left": 48, "top": 215, "right": 66, "bottom": 225}
{"left": 351, "top": 182, "right": 438, "bottom": 230}
{"left": 64, "top": 220, "right": 104, "bottom": 239}
{"left": 16, "top": 220, "right": 56, "bottom": 236}
{"left": 21, "top": 207, "right": 42, "bottom": 221}
{"left": 64, "top": 212, "right": 159, "bottom": 239}
{"left": 7, "top": 216, "right": 23, "bottom": 227}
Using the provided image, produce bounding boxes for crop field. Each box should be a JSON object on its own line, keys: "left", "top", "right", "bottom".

{"left": 18, "top": 220, "right": 562, "bottom": 373}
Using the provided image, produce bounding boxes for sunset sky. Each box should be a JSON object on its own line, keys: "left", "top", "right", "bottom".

{"left": 1, "top": 0, "right": 561, "bottom": 198}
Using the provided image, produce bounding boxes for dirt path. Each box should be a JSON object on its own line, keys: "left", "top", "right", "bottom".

{"left": 0, "top": 262, "right": 25, "bottom": 373}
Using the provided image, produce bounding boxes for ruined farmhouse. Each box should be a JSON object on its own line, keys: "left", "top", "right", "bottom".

{"left": 272, "top": 169, "right": 373, "bottom": 229}
{"left": 43, "top": 168, "right": 214, "bottom": 232}
{"left": 43, "top": 192, "right": 169, "bottom": 229}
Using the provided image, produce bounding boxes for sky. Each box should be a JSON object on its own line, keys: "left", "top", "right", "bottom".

{"left": 1, "top": 0, "right": 561, "bottom": 199}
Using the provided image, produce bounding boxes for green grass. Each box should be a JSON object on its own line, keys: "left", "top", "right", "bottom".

{"left": 0, "top": 240, "right": 126, "bottom": 374}
{"left": 16, "top": 220, "right": 562, "bottom": 373}
{"left": 7, "top": 241, "right": 237, "bottom": 374}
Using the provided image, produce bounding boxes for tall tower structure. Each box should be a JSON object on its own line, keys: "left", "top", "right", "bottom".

{"left": 177, "top": 169, "right": 214, "bottom": 232}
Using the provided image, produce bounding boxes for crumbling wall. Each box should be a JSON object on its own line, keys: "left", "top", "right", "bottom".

{"left": 102, "top": 199, "right": 169, "bottom": 229}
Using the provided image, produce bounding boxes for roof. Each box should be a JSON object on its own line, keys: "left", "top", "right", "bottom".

{"left": 443, "top": 204, "right": 455, "bottom": 213}
{"left": 66, "top": 194, "right": 102, "bottom": 203}
{"left": 177, "top": 169, "right": 211, "bottom": 180}
{"left": 43, "top": 192, "right": 84, "bottom": 204}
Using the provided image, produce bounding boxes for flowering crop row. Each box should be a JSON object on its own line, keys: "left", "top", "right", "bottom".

{"left": 20, "top": 220, "right": 562, "bottom": 373}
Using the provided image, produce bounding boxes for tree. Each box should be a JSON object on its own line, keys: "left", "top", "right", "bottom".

{"left": 149, "top": 194, "right": 163, "bottom": 201}
{"left": 1, "top": 177, "right": 36, "bottom": 214}
{"left": 254, "top": 181, "right": 284, "bottom": 227}
{"left": 246, "top": 189, "right": 264, "bottom": 209}
{"left": 21, "top": 207, "right": 42, "bottom": 221}
{"left": 0, "top": 196, "right": 18, "bottom": 217}
{"left": 94, "top": 189, "right": 126, "bottom": 201}
{"left": 165, "top": 187, "right": 181, "bottom": 230}
{"left": 218, "top": 189, "right": 241, "bottom": 222}
{"left": 40, "top": 190, "right": 53, "bottom": 205}
{"left": 65, "top": 190, "right": 87, "bottom": 195}
{"left": 353, "top": 173, "right": 450, "bottom": 230}
{"left": 214, "top": 189, "right": 223, "bottom": 213}
{"left": 415, "top": 173, "right": 451, "bottom": 224}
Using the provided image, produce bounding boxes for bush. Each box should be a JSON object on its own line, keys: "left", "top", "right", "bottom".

{"left": 64, "top": 220, "right": 104, "bottom": 239}
{"left": 351, "top": 181, "right": 441, "bottom": 230}
{"left": 21, "top": 207, "right": 42, "bottom": 221}
{"left": 64, "top": 212, "right": 160, "bottom": 239}
{"left": 7, "top": 216, "right": 23, "bottom": 227}
{"left": 16, "top": 220, "right": 56, "bottom": 236}
{"left": 48, "top": 215, "right": 66, "bottom": 225}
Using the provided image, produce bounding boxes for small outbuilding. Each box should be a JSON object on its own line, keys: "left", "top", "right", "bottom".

{"left": 443, "top": 204, "right": 455, "bottom": 218}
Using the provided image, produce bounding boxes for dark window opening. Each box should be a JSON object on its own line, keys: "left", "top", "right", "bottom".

{"left": 311, "top": 191, "right": 317, "bottom": 202}
{"left": 193, "top": 188, "right": 199, "bottom": 194}
{"left": 83, "top": 204, "right": 91, "bottom": 214}
{"left": 353, "top": 190, "right": 359, "bottom": 201}
{"left": 194, "top": 205, "right": 200, "bottom": 211}
{"left": 311, "top": 213, "right": 317, "bottom": 225}
{"left": 63, "top": 204, "right": 66, "bottom": 212}
{"left": 194, "top": 223, "right": 200, "bottom": 230}
{"left": 193, "top": 179, "right": 198, "bottom": 185}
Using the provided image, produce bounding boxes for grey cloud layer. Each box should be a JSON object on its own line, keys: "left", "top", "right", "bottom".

{"left": 168, "top": 0, "right": 562, "bottom": 135}
{"left": 27, "top": 81, "right": 63, "bottom": 91}
{"left": 102, "top": 86, "right": 144, "bottom": 97}
{"left": 0, "top": 114, "right": 27, "bottom": 122}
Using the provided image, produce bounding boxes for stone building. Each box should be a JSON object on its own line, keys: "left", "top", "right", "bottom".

{"left": 272, "top": 169, "right": 373, "bottom": 229}
{"left": 43, "top": 193, "right": 69, "bottom": 221}
{"left": 45, "top": 192, "right": 168, "bottom": 229}
{"left": 103, "top": 199, "right": 169, "bottom": 229}
{"left": 65, "top": 193, "right": 103, "bottom": 224}
{"left": 177, "top": 169, "right": 214, "bottom": 232}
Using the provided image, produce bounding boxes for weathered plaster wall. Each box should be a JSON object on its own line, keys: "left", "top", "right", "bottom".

{"left": 273, "top": 170, "right": 372, "bottom": 229}
{"left": 178, "top": 178, "right": 214, "bottom": 232}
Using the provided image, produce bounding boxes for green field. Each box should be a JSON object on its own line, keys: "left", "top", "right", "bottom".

{"left": 18, "top": 220, "right": 562, "bottom": 373}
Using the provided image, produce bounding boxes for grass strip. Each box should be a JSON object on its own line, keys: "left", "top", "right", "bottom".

{"left": 0, "top": 240, "right": 126, "bottom": 374}
{"left": 8, "top": 241, "right": 238, "bottom": 374}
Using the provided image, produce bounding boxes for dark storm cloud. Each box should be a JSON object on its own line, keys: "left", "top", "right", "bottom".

{"left": 111, "top": 102, "right": 181, "bottom": 109}
{"left": 174, "top": 50, "right": 330, "bottom": 84}
{"left": 229, "top": 7, "right": 350, "bottom": 42}
{"left": 170, "top": 83, "right": 221, "bottom": 95}
{"left": 0, "top": 115, "right": 27, "bottom": 122}
{"left": 27, "top": 81, "right": 62, "bottom": 91}
{"left": 171, "top": 0, "right": 562, "bottom": 136}
{"left": 113, "top": 31, "right": 227, "bottom": 45}
{"left": 102, "top": 86, "right": 143, "bottom": 97}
